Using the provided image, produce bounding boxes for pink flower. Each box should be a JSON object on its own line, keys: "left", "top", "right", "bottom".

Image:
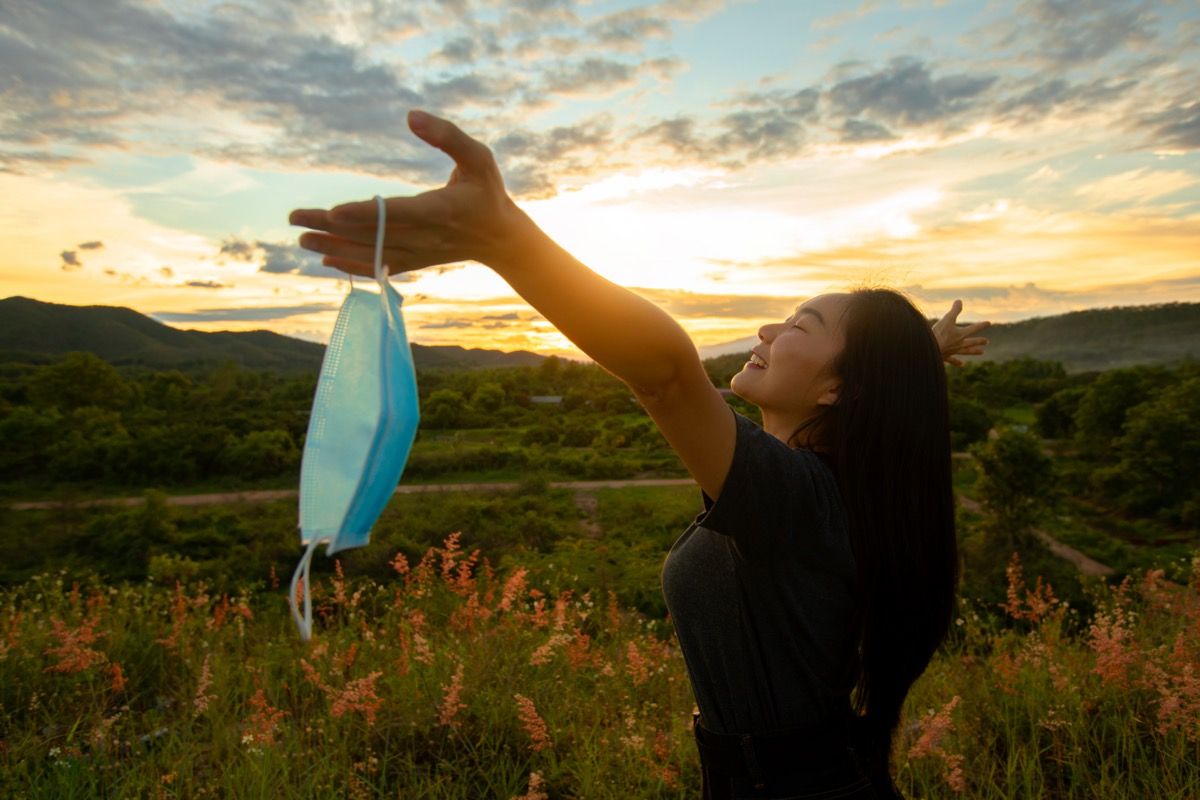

{"left": 513, "top": 694, "right": 552, "bottom": 753}
{"left": 329, "top": 671, "right": 384, "bottom": 727}
{"left": 43, "top": 615, "right": 107, "bottom": 674}
{"left": 439, "top": 663, "right": 467, "bottom": 728}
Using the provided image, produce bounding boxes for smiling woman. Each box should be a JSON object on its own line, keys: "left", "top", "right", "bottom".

{"left": 289, "top": 109, "right": 989, "bottom": 800}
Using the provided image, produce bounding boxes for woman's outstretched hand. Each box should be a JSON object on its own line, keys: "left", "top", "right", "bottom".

{"left": 288, "top": 110, "right": 528, "bottom": 277}
{"left": 932, "top": 299, "right": 990, "bottom": 367}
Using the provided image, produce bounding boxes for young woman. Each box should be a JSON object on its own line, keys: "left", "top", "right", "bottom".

{"left": 290, "top": 110, "right": 989, "bottom": 799}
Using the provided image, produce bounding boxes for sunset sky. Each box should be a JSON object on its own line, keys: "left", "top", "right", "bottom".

{"left": 2, "top": 0, "right": 1198, "bottom": 360}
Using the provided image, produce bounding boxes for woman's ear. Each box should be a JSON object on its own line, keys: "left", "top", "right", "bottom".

{"left": 817, "top": 383, "right": 840, "bottom": 407}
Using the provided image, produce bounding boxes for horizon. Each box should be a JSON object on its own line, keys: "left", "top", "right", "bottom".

{"left": 7, "top": 293, "right": 1194, "bottom": 364}
{"left": 1, "top": 0, "right": 1198, "bottom": 360}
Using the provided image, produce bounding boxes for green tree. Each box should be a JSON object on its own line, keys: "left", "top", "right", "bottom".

{"left": 220, "top": 429, "right": 299, "bottom": 478}
{"left": 1093, "top": 377, "right": 1200, "bottom": 524}
{"left": 1073, "top": 366, "right": 1168, "bottom": 451}
{"left": 1035, "top": 386, "right": 1087, "bottom": 439}
{"left": 948, "top": 396, "right": 992, "bottom": 450}
{"left": 27, "top": 352, "right": 132, "bottom": 411}
{"left": 470, "top": 381, "right": 506, "bottom": 415}
{"left": 971, "top": 428, "right": 1054, "bottom": 550}
{"left": 424, "top": 389, "right": 467, "bottom": 429}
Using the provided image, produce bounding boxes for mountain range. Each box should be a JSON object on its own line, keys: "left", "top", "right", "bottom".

{"left": 2, "top": 296, "right": 1197, "bottom": 374}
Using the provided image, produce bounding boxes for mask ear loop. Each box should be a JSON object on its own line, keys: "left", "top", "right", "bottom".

{"left": 289, "top": 535, "right": 328, "bottom": 641}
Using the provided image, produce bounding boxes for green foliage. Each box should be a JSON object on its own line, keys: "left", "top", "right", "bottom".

{"left": 26, "top": 352, "right": 133, "bottom": 411}
{"left": 971, "top": 429, "right": 1054, "bottom": 546}
{"left": 948, "top": 396, "right": 993, "bottom": 450}
{"left": 1093, "top": 377, "right": 1200, "bottom": 525}
{"left": 1073, "top": 366, "right": 1170, "bottom": 452}
{"left": 1035, "top": 386, "right": 1087, "bottom": 439}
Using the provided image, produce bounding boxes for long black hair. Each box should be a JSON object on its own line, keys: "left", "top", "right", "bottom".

{"left": 790, "top": 288, "right": 958, "bottom": 793}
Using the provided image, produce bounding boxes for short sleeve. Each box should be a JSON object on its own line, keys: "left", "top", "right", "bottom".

{"left": 693, "top": 407, "right": 841, "bottom": 562}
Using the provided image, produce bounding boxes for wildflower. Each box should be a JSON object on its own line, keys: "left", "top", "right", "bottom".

{"left": 194, "top": 654, "right": 216, "bottom": 716}
{"left": 332, "top": 559, "right": 348, "bottom": 607}
{"left": 529, "top": 634, "right": 572, "bottom": 667}
{"left": 157, "top": 581, "right": 189, "bottom": 652}
{"left": 565, "top": 629, "right": 592, "bottom": 671}
{"left": 1088, "top": 597, "right": 1137, "bottom": 689}
{"left": 513, "top": 694, "right": 552, "bottom": 753}
{"left": 0, "top": 611, "right": 22, "bottom": 661}
{"left": 390, "top": 551, "right": 410, "bottom": 577}
{"left": 438, "top": 663, "right": 466, "bottom": 728}
{"left": 907, "top": 695, "right": 961, "bottom": 760}
{"left": 439, "top": 532, "right": 463, "bottom": 582}
{"left": 1003, "top": 552, "right": 1059, "bottom": 624}
{"left": 243, "top": 688, "right": 287, "bottom": 747}
{"left": 552, "top": 590, "right": 572, "bottom": 631}
{"left": 334, "top": 642, "right": 359, "bottom": 674}
{"left": 497, "top": 568, "right": 529, "bottom": 613}
{"left": 626, "top": 641, "right": 651, "bottom": 686}
{"left": 43, "top": 615, "right": 107, "bottom": 674}
{"left": 511, "top": 771, "right": 549, "bottom": 800}
{"left": 906, "top": 695, "right": 965, "bottom": 794}
{"left": 606, "top": 589, "right": 621, "bottom": 633}
{"left": 529, "top": 591, "right": 548, "bottom": 628}
{"left": 269, "top": 564, "right": 280, "bottom": 590}
{"left": 330, "top": 671, "right": 384, "bottom": 727}
{"left": 109, "top": 662, "right": 127, "bottom": 694}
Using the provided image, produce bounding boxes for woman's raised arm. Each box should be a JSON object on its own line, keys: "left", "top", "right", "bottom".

{"left": 289, "top": 110, "right": 697, "bottom": 397}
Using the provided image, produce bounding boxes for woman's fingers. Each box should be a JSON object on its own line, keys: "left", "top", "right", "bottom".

{"left": 408, "top": 109, "right": 497, "bottom": 177}
{"left": 326, "top": 194, "right": 438, "bottom": 226}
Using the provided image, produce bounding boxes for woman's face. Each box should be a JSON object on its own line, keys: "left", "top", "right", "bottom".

{"left": 730, "top": 292, "right": 850, "bottom": 434}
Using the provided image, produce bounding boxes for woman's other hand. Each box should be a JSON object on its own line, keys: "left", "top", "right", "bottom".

{"left": 932, "top": 299, "right": 990, "bottom": 367}
{"left": 288, "top": 110, "right": 529, "bottom": 277}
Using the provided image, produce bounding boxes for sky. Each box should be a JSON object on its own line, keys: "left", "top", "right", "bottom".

{"left": 2, "top": 0, "right": 1198, "bottom": 361}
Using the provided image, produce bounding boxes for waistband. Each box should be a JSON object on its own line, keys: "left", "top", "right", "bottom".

{"left": 691, "top": 710, "right": 856, "bottom": 791}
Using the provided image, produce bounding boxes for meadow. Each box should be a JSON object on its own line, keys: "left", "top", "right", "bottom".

{"left": 1, "top": 528, "right": 1198, "bottom": 799}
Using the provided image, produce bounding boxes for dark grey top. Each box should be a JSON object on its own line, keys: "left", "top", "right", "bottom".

{"left": 661, "top": 406, "right": 858, "bottom": 735}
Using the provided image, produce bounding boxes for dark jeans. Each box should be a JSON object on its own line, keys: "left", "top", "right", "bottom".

{"left": 692, "top": 712, "right": 898, "bottom": 800}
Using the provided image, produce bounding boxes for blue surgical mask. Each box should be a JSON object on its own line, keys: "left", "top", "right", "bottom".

{"left": 289, "top": 195, "right": 420, "bottom": 641}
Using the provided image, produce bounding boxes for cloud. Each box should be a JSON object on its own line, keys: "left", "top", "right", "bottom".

{"left": 78, "top": 240, "right": 104, "bottom": 250}
{"left": 1075, "top": 169, "right": 1197, "bottom": 206}
{"left": 419, "top": 319, "right": 474, "bottom": 329}
{"left": 60, "top": 250, "right": 81, "bottom": 270}
{"left": 493, "top": 116, "right": 617, "bottom": 196}
{"left": 1136, "top": 100, "right": 1200, "bottom": 152}
{"left": 813, "top": 0, "right": 882, "bottom": 31}
{"left": 218, "top": 235, "right": 417, "bottom": 280}
{"left": 150, "top": 303, "right": 337, "bottom": 323}
{"left": 633, "top": 289, "right": 797, "bottom": 320}
{"left": 543, "top": 58, "right": 639, "bottom": 96}
{"left": 827, "top": 57, "right": 997, "bottom": 129}
{"left": 159, "top": 266, "right": 175, "bottom": 278}
{"left": 991, "top": 0, "right": 1159, "bottom": 68}
{"left": 219, "top": 237, "right": 258, "bottom": 262}
{"left": 183, "top": 280, "right": 229, "bottom": 289}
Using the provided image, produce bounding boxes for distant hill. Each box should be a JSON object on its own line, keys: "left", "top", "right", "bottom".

{"left": 0, "top": 296, "right": 547, "bottom": 373}
{"left": 700, "top": 302, "right": 1200, "bottom": 378}
{"left": 970, "top": 303, "right": 1199, "bottom": 373}
{"left": 3, "top": 297, "right": 1196, "bottom": 376}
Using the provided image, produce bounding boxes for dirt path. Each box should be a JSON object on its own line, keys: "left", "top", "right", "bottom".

{"left": 956, "top": 495, "right": 1115, "bottom": 577}
{"left": 6, "top": 478, "right": 697, "bottom": 511}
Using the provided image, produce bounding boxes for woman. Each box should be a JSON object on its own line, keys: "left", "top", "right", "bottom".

{"left": 290, "top": 110, "right": 989, "bottom": 799}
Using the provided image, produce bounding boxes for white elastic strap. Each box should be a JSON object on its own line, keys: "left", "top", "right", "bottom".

{"left": 289, "top": 536, "right": 324, "bottom": 641}
{"left": 373, "top": 195, "right": 387, "bottom": 285}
